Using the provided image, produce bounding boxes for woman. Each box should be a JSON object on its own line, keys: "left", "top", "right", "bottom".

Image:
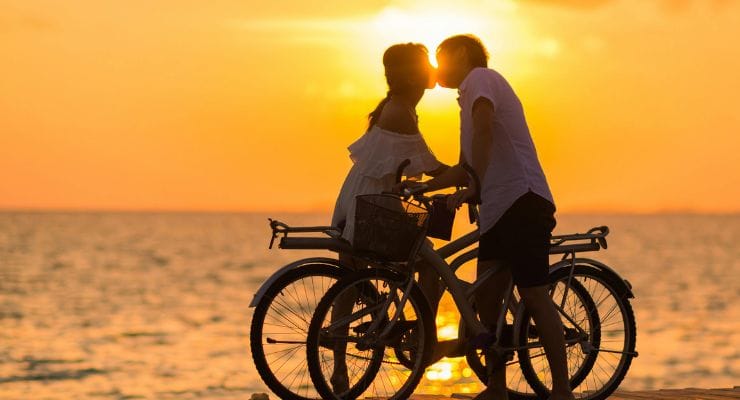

{"left": 329, "top": 43, "right": 448, "bottom": 394}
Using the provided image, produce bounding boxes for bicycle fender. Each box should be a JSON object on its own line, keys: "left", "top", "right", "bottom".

{"left": 248, "top": 257, "right": 342, "bottom": 307}
{"left": 549, "top": 258, "right": 635, "bottom": 299}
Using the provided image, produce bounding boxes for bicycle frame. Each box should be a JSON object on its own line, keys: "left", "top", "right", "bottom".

{"left": 368, "top": 223, "right": 615, "bottom": 352}
{"left": 265, "top": 215, "right": 614, "bottom": 351}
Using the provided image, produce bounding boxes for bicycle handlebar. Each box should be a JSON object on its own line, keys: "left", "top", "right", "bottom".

{"left": 395, "top": 159, "right": 411, "bottom": 184}
{"left": 394, "top": 160, "right": 482, "bottom": 224}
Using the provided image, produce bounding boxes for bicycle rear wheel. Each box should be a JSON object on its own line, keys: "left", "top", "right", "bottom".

{"left": 517, "top": 265, "right": 636, "bottom": 400}
{"left": 466, "top": 277, "right": 598, "bottom": 399}
{"left": 306, "top": 268, "right": 435, "bottom": 400}
{"left": 250, "top": 262, "right": 346, "bottom": 400}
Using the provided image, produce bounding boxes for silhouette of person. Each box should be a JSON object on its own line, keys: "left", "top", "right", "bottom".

{"left": 409, "top": 34, "right": 574, "bottom": 400}
{"left": 329, "top": 42, "right": 448, "bottom": 395}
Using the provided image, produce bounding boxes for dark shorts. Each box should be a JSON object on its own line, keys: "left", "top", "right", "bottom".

{"left": 478, "top": 191, "right": 556, "bottom": 288}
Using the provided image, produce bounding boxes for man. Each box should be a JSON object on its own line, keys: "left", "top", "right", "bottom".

{"left": 415, "top": 35, "right": 574, "bottom": 400}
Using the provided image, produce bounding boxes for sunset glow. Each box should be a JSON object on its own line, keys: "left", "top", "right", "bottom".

{"left": 1, "top": 0, "right": 738, "bottom": 212}
{"left": 370, "top": 7, "right": 488, "bottom": 66}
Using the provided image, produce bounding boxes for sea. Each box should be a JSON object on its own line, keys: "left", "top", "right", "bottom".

{"left": 0, "top": 212, "right": 738, "bottom": 399}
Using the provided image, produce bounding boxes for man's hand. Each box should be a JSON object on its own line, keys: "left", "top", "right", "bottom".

{"left": 447, "top": 187, "right": 475, "bottom": 211}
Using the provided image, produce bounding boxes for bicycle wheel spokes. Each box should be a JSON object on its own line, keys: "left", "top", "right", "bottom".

{"left": 518, "top": 266, "right": 636, "bottom": 400}
{"left": 315, "top": 282, "right": 383, "bottom": 398}
{"left": 547, "top": 279, "right": 593, "bottom": 378}
{"left": 308, "top": 269, "right": 433, "bottom": 400}
{"left": 260, "top": 273, "right": 339, "bottom": 399}
{"left": 568, "top": 274, "right": 633, "bottom": 399}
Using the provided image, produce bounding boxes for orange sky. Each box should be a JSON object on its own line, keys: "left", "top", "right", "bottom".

{"left": 1, "top": 0, "right": 738, "bottom": 213}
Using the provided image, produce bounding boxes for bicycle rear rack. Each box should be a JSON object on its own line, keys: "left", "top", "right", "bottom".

{"left": 268, "top": 218, "right": 350, "bottom": 253}
{"left": 550, "top": 226, "right": 609, "bottom": 256}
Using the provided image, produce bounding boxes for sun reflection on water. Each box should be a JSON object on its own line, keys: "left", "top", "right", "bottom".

{"left": 417, "top": 296, "right": 486, "bottom": 395}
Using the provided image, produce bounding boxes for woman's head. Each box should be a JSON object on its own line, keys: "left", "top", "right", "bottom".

{"left": 382, "top": 43, "right": 436, "bottom": 94}
{"left": 368, "top": 43, "right": 435, "bottom": 128}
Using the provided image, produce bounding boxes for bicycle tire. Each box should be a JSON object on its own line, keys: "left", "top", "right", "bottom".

{"left": 517, "top": 265, "right": 636, "bottom": 400}
{"left": 306, "top": 268, "right": 435, "bottom": 400}
{"left": 250, "top": 262, "right": 346, "bottom": 400}
{"left": 465, "top": 277, "right": 598, "bottom": 400}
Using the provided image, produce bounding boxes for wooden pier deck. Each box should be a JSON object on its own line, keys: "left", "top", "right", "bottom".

{"left": 408, "top": 387, "right": 740, "bottom": 399}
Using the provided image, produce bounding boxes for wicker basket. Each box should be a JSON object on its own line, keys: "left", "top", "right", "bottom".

{"left": 353, "top": 194, "right": 429, "bottom": 262}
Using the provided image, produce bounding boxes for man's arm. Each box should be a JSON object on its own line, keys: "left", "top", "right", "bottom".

{"left": 422, "top": 164, "right": 467, "bottom": 192}
{"left": 422, "top": 158, "right": 467, "bottom": 192}
{"left": 446, "top": 97, "right": 494, "bottom": 209}
{"left": 425, "top": 162, "right": 451, "bottom": 177}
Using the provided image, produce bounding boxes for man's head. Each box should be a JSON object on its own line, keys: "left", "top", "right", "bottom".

{"left": 435, "top": 34, "right": 489, "bottom": 88}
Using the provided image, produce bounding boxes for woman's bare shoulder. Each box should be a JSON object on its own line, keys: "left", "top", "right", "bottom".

{"left": 375, "top": 100, "right": 419, "bottom": 135}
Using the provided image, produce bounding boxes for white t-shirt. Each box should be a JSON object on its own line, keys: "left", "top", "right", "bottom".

{"left": 458, "top": 67, "right": 555, "bottom": 234}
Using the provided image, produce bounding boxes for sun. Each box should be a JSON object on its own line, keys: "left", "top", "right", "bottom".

{"left": 371, "top": 7, "right": 486, "bottom": 66}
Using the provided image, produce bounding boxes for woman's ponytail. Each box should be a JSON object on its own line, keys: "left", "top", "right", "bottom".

{"left": 367, "top": 91, "right": 391, "bottom": 128}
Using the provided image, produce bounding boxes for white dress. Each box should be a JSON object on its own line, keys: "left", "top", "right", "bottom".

{"left": 331, "top": 125, "right": 441, "bottom": 242}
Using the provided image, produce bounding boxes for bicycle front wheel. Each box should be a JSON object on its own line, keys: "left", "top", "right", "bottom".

{"left": 306, "top": 268, "right": 435, "bottom": 400}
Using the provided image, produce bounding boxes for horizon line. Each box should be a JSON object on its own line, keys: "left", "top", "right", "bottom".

{"left": 1, "top": 206, "right": 738, "bottom": 216}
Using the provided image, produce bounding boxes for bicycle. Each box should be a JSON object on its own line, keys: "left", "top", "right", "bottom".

{"left": 304, "top": 184, "right": 637, "bottom": 400}
{"left": 249, "top": 160, "right": 423, "bottom": 400}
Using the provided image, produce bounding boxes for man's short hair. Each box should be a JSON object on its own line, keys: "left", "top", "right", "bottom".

{"left": 437, "top": 34, "right": 489, "bottom": 68}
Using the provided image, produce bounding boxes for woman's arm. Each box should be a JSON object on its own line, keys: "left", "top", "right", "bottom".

{"left": 425, "top": 162, "right": 451, "bottom": 177}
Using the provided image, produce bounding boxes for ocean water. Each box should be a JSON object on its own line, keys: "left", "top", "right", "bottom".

{"left": 0, "top": 212, "right": 737, "bottom": 399}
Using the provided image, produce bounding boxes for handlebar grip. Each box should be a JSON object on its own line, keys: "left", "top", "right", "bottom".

{"left": 395, "top": 159, "right": 411, "bottom": 184}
